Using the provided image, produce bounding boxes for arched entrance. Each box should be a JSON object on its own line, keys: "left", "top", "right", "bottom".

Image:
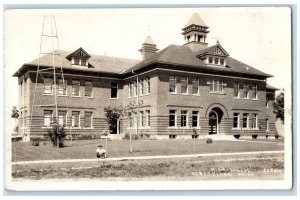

{"left": 208, "top": 107, "right": 224, "bottom": 135}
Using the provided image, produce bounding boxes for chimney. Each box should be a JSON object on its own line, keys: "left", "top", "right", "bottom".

{"left": 139, "top": 36, "right": 158, "bottom": 60}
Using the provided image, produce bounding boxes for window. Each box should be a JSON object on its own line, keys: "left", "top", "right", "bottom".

{"left": 58, "top": 79, "right": 67, "bottom": 96}
{"left": 24, "top": 110, "right": 27, "bottom": 126}
{"left": 242, "top": 113, "right": 249, "bottom": 128}
{"left": 128, "top": 112, "right": 133, "bottom": 127}
{"left": 74, "top": 57, "right": 80, "bottom": 65}
{"left": 146, "top": 77, "right": 150, "bottom": 94}
{"left": 181, "top": 110, "right": 188, "bottom": 127}
{"left": 139, "top": 79, "right": 144, "bottom": 96}
{"left": 129, "top": 82, "right": 132, "bottom": 97}
{"left": 43, "top": 110, "right": 52, "bottom": 127}
{"left": 146, "top": 110, "right": 150, "bottom": 127}
{"left": 266, "top": 96, "right": 269, "bottom": 108}
{"left": 233, "top": 113, "right": 240, "bottom": 128}
{"left": 214, "top": 57, "right": 219, "bottom": 65}
{"left": 208, "top": 57, "right": 213, "bottom": 64}
{"left": 111, "top": 82, "right": 118, "bottom": 99}
{"left": 24, "top": 78, "right": 27, "bottom": 96}
{"left": 133, "top": 113, "right": 137, "bottom": 127}
{"left": 133, "top": 81, "right": 137, "bottom": 97}
{"left": 72, "top": 111, "right": 80, "bottom": 127}
{"left": 72, "top": 80, "right": 80, "bottom": 96}
{"left": 139, "top": 111, "right": 144, "bottom": 127}
{"left": 58, "top": 110, "right": 67, "bottom": 126}
{"left": 169, "top": 75, "right": 176, "bottom": 93}
{"left": 181, "top": 77, "right": 188, "bottom": 94}
{"left": 84, "top": 111, "right": 92, "bottom": 128}
{"left": 243, "top": 83, "right": 249, "bottom": 98}
{"left": 233, "top": 82, "right": 239, "bottom": 98}
{"left": 192, "top": 78, "right": 199, "bottom": 95}
{"left": 85, "top": 81, "right": 93, "bottom": 97}
{"left": 252, "top": 114, "right": 257, "bottom": 129}
{"left": 169, "top": 110, "right": 176, "bottom": 127}
{"left": 220, "top": 58, "right": 225, "bottom": 66}
{"left": 20, "top": 80, "right": 23, "bottom": 96}
{"left": 252, "top": 84, "right": 258, "bottom": 99}
{"left": 210, "top": 80, "right": 224, "bottom": 92}
{"left": 266, "top": 119, "right": 269, "bottom": 131}
{"left": 44, "top": 78, "right": 52, "bottom": 94}
{"left": 81, "top": 58, "right": 87, "bottom": 66}
{"left": 192, "top": 111, "right": 199, "bottom": 127}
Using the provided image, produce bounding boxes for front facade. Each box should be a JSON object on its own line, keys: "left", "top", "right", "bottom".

{"left": 14, "top": 13, "right": 277, "bottom": 140}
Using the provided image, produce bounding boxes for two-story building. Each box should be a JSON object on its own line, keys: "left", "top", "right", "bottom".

{"left": 13, "top": 13, "right": 278, "bottom": 140}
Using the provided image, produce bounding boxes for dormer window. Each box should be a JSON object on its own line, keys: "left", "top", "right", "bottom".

{"left": 66, "top": 47, "right": 91, "bottom": 68}
{"left": 206, "top": 56, "right": 226, "bottom": 67}
{"left": 197, "top": 44, "right": 229, "bottom": 68}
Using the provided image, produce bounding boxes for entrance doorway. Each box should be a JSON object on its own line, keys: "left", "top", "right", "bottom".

{"left": 209, "top": 111, "right": 218, "bottom": 134}
{"left": 208, "top": 107, "right": 224, "bottom": 135}
{"left": 110, "top": 118, "right": 119, "bottom": 134}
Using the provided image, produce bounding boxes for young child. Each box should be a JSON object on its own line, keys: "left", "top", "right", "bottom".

{"left": 96, "top": 145, "right": 106, "bottom": 159}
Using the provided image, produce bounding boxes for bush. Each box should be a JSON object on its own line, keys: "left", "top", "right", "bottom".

{"left": 234, "top": 135, "right": 240, "bottom": 139}
{"left": 77, "top": 134, "right": 95, "bottom": 140}
{"left": 252, "top": 135, "right": 258, "bottom": 139}
{"left": 31, "top": 137, "right": 43, "bottom": 146}
{"left": 47, "top": 122, "right": 66, "bottom": 148}
{"left": 206, "top": 138, "right": 213, "bottom": 144}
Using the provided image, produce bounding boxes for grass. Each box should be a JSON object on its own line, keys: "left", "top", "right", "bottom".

{"left": 12, "top": 153, "right": 284, "bottom": 180}
{"left": 11, "top": 138, "right": 284, "bottom": 162}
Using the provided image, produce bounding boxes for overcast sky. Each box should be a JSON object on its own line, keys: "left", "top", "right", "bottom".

{"left": 4, "top": 7, "right": 291, "bottom": 131}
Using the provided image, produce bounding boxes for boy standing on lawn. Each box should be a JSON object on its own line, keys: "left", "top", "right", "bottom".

{"left": 96, "top": 145, "right": 106, "bottom": 159}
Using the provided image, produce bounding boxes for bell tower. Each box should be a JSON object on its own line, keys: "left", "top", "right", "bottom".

{"left": 139, "top": 35, "right": 158, "bottom": 60}
{"left": 182, "top": 13, "right": 210, "bottom": 51}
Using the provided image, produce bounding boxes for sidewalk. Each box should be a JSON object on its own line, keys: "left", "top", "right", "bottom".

{"left": 11, "top": 150, "right": 284, "bottom": 165}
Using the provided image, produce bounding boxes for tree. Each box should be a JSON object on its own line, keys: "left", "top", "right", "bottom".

{"left": 11, "top": 106, "right": 19, "bottom": 134}
{"left": 47, "top": 121, "right": 66, "bottom": 148}
{"left": 273, "top": 92, "right": 284, "bottom": 124}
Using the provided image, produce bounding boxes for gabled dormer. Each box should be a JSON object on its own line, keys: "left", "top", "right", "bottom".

{"left": 66, "top": 47, "right": 91, "bottom": 67}
{"left": 197, "top": 42, "right": 229, "bottom": 67}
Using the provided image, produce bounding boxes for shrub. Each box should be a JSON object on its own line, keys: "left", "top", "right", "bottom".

{"left": 31, "top": 137, "right": 43, "bottom": 146}
{"left": 77, "top": 134, "right": 95, "bottom": 140}
{"left": 234, "top": 135, "right": 240, "bottom": 139}
{"left": 206, "top": 138, "right": 213, "bottom": 144}
{"left": 252, "top": 135, "right": 258, "bottom": 139}
{"left": 47, "top": 122, "right": 66, "bottom": 148}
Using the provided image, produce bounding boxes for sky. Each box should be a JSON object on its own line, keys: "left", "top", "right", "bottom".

{"left": 4, "top": 7, "right": 291, "bottom": 132}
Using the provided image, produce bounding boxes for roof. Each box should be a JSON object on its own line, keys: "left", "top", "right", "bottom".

{"left": 185, "top": 13, "right": 208, "bottom": 28}
{"left": 266, "top": 84, "right": 279, "bottom": 90}
{"left": 124, "top": 44, "right": 272, "bottom": 78}
{"left": 15, "top": 50, "right": 140, "bottom": 75}
{"left": 143, "top": 36, "right": 156, "bottom": 45}
{"left": 14, "top": 44, "right": 272, "bottom": 79}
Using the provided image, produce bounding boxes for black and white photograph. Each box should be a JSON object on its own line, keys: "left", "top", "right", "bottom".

{"left": 4, "top": 7, "right": 292, "bottom": 191}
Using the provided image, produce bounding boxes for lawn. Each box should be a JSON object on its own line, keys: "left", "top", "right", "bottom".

{"left": 11, "top": 138, "right": 284, "bottom": 162}
{"left": 12, "top": 153, "right": 284, "bottom": 180}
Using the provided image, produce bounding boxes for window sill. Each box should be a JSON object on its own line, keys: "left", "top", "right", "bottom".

{"left": 168, "top": 126, "right": 178, "bottom": 129}
{"left": 252, "top": 98, "right": 259, "bottom": 101}
{"left": 71, "top": 96, "right": 81, "bottom": 98}
{"left": 209, "top": 91, "right": 226, "bottom": 95}
{"left": 110, "top": 98, "right": 119, "bottom": 100}
{"left": 233, "top": 97, "right": 241, "bottom": 99}
{"left": 85, "top": 96, "right": 94, "bottom": 99}
{"left": 169, "top": 92, "right": 178, "bottom": 95}
{"left": 242, "top": 98, "right": 250, "bottom": 100}
{"left": 181, "top": 93, "right": 189, "bottom": 96}
{"left": 191, "top": 94, "right": 200, "bottom": 96}
{"left": 58, "top": 95, "right": 68, "bottom": 97}
{"left": 43, "top": 93, "right": 53, "bottom": 96}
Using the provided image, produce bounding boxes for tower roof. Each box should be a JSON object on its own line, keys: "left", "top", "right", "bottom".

{"left": 143, "top": 35, "right": 156, "bottom": 45}
{"left": 185, "top": 13, "right": 208, "bottom": 28}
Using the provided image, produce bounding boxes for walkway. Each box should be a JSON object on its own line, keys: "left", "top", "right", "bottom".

{"left": 11, "top": 150, "right": 284, "bottom": 165}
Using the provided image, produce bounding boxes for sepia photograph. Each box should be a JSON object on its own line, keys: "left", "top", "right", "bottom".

{"left": 4, "top": 7, "right": 292, "bottom": 191}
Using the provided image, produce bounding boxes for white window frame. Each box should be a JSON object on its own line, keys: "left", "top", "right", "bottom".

{"left": 43, "top": 110, "right": 53, "bottom": 127}
{"left": 233, "top": 82, "right": 240, "bottom": 98}
{"left": 44, "top": 78, "right": 53, "bottom": 95}
{"left": 252, "top": 113, "right": 258, "bottom": 129}
{"left": 169, "top": 75, "right": 177, "bottom": 94}
{"left": 242, "top": 113, "right": 249, "bottom": 129}
{"left": 146, "top": 110, "right": 150, "bottom": 127}
{"left": 266, "top": 118, "right": 269, "bottom": 131}
{"left": 191, "top": 78, "right": 199, "bottom": 95}
{"left": 243, "top": 83, "right": 249, "bottom": 99}
{"left": 181, "top": 77, "right": 188, "bottom": 95}
{"left": 146, "top": 77, "right": 151, "bottom": 94}
{"left": 84, "top": 80, "right": 93, "bottom": 98}
{"left": 84, "top": 111, "right": 93, "bottom": 128}
{"left": 58, "top": 79, "right": 67, "bottom": 96}
{"left": 252, "top": 84, "right": 258, "bottom": 99}
{"left": 111, "top": 82, "right": 118, "bottom": 99}
{"left": 233, "top": 112, "right": 240, "bottom": 129}
{"left": 139, "top": 78, "right": 144, "bottom": 96}
{"left": 71, "top": 80, "right": 80, "bottom": 97}
{"left": 192, "top": 111, "right": 199, "bottom": 128}
{"left": 71, "top": 111, "right": 80, "bottom": 128}
{"left": 180, "top": 110, "right": 188, "bottom": 127}
{"left": 169, "top": 110, "right": 177, "bottom": 127}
